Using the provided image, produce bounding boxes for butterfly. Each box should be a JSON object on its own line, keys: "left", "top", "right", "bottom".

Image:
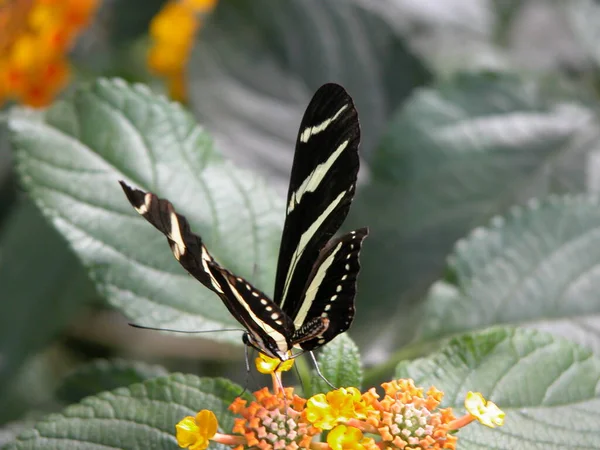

{"left": 120, "top": 83, "right": 367, "bottom": 363}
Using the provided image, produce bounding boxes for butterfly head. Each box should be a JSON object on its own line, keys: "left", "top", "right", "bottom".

{"left": 242, "top": 331, "right": 292, "bottom": 361}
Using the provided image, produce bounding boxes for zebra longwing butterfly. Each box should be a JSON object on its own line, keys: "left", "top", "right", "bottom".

{"left": 120, "top": 83, "right": 367, "bottom": 361}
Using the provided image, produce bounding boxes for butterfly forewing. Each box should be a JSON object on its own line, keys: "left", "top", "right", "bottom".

{"left": 119, "top": 181, "right": 294, "bottom": 358}
{"left": 273, "top": 83, "right": 360, "bottom": 320}
{"left": 291, "top": 227, "right": 368, "bottom": 351}
{"left": 120, "top": 83, "right": 367, "bottom": 362}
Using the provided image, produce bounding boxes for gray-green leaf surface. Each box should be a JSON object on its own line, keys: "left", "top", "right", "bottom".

{"left": 56, "top": 359, "right": 169, "bottom": 405}
{"left": 417, "top": 195, "right": 600, "bottom": 353}
{"left": 189, "top": 0, "right": 430, "bottom": 190}
{"left": 4, "top": 375, "right": 242, "bottom": 450}
{"left": 348, "top": 73, "right": 600, "bottom": 358}
{"left": 396, "top": 327, "right": 600, "bottom": 449}
{"left": 10, "top": 78, "right": 283, "bottom": 343}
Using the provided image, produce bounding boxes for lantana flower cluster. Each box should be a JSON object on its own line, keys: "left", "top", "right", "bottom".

{"left": 147, "top": 0, "right": 217, "bottom": 102}
{"left": 0, "top": 0, "right": 98, "bottom": 107}
{"left": 176, "top": 354, "right": 505, "bottom": 450}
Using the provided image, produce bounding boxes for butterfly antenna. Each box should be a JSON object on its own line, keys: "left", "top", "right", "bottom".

{"left": 128, "top": 323, "right": 245, "bottom": 334}
{"left": 309, "top": 351, "right": 336, "bottom": 390}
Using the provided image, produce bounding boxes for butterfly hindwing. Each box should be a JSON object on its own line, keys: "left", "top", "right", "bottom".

{"left": 119, "top": 181, "right": 294, "bottom": 358}
{"left": 291, "top": 227, "right": 368, "bottom": 351}
{"left": 273, "top": 83, "right": 361, "bottom": 321}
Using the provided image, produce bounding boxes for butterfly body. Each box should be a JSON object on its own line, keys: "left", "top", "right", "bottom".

{"left": 120, "top": 83, "right": 367, "bottom": 361}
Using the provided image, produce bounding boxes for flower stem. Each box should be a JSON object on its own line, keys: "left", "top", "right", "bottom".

{"left": 447, "top": 414, "right": 475, "bottom": 430}
{"left": 213, "top": 433, "right": 246, "bottom": 446}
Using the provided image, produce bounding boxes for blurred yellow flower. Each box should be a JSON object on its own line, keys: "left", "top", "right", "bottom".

{"left": 327, "top": 425, "right": 378, "bottom": 450}
{"left": 147, "top": 0, "right": 218, "bottom": 102}
{"left": 0, "top": 0, "right": 99, "bottom": 107}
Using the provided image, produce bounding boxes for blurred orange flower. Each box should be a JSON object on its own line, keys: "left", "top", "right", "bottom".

{"left": 0, "top": 0, "right": 99, "bottom": 107}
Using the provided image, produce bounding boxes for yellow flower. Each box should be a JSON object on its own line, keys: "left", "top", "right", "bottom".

{"left": 464, "top": 391, "right": 505, "bottom": 428}
{"left": 255, "top": 352, "right": 294, "bottom": 374}
{"left": 176, "top": 410, "right": 218, "bottom": 450}
{"left": 147, "top": 0, "right": 218, "bottom": 102}
{"left": 327, "top": 425, "right": 378, "bottom": 450}
{"left": 305, "top": 387, "right": 371, "bottom": 430}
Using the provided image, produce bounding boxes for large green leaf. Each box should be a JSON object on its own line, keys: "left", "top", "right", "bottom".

{"left": 396, "top": 328, "right": 600, "bottom": 449}
{"left": 0, "top": 198, "right": 95, "bottom": 421}
{"left": 417, "top": 195, "right": 600, "bottom": 353}
{"left": 56, "top": 359, "right": 169, "bottom": 405}
{"left": 9, "top": 78, "right": 283, "bottom": 343}
{"left": 348, "top": 73, "right": 600, "bottom": 357}
{"left": 3, "top": 374, "right": 242, "bottom": 450}
{"left": 189, "top": 0, "right": 430, "bottom": 189}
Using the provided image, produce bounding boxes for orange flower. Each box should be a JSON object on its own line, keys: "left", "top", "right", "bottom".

{"left": 174, "top": 379, "right": 505, "bottom": 450}
{"left": 0, "top": 0, "right": 99, "bottom": 107}
{"left": 364, "top": 379, "right": 458, "bottom": 450}
{"left": 230, "top": 386, "right": 320, "bottom": 450}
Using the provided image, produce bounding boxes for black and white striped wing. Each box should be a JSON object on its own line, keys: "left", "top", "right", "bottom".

{"left": 290, "top": 228, "right": 368, "bottom": 351}
{"left": 119, "top": 181, "right": 294, "bottom": 357}
{"left": 273, "top": 83, "right": 360, "bottom": 321}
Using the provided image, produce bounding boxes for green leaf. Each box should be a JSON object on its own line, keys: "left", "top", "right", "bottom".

{"left": 417, "top": 195, "right": 600, "bottom": 353}
{"left": 189, "top": 0, "right": 430, "bottom": 187}
{"left": 312, "top": 334, "right": 362, "bottom": 394}
{"left": 0, "top": 349, "right": 68, "bottom": 426}
{"left": 4, "top": 374, "right": 242, "bottom": 450}
{"left": 349, "top": 73, "right": 600, "bottom": 356}
{"left": 10, "top": 78, "right": 283, "bottom": 343}
{"left": 396, "top": 327, "right": 600, "bottom": 449}
{"left": 0, "top": 198, "right": 95, "bottom": 420}
{"left": 56, "top": 359, "right": 169, "bottom": 404}
{"left": 566, "top": 0, "right": 600, "bottom": 69}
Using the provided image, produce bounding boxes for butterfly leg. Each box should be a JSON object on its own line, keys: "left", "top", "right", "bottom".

{"left": 309, "top": 351, "right": 336, "bottom": 390}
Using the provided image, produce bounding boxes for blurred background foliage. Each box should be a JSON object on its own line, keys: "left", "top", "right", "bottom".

{"left": 2, "top": 0, "right": 600, "bottom": 446}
